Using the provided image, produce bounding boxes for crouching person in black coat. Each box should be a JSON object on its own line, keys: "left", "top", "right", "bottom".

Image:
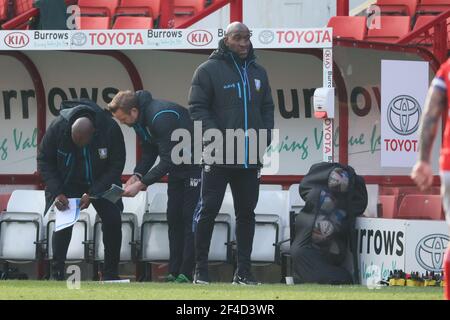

{"left": 37, "top": 100, "right": 126, "bottom": 281}
{"left": 291, "top": 162, "right": 368, "bottom": 285}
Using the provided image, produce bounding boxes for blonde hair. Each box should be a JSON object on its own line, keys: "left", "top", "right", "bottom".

{"left": 107, "top": 90, "right": 138, "bottom": 114}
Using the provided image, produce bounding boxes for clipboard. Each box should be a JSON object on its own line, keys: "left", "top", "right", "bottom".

{"left": 90, "top": 184, "right": 124, "bottom": 204}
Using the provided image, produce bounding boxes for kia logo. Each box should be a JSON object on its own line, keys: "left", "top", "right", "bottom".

{"left": 187, "top": 30, "right": 212, "bottom": 46}
{"left": 387, "top": 95, "right": 421, "bottom": 136}
{"left": 4, "top": 32, "right": 30, "bottom": 48}
{"left": 259, "top": 30, "right": 274, "bottom": 44}
{"left": 324, "top": 50, "right": 332, "bottom": 69}
{"left": 415, "top": 234, "right": 449, "bottom": 272}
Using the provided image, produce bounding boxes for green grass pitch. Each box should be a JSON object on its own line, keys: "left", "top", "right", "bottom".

{"left": 0, "top": 281, "right": 444, "bottom": 300}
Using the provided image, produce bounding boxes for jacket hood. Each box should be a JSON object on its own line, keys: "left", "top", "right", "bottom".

{"left": 209, "top": 38, "right": 256, "bottom": 63}
{"left": 59, "top": 99, "right": 102, "bottom": 123}
{"left": 135, "top": 90, "right": 153, "bottom": 127}
{"left": 135, "top": 90, "right": 153, "bottom": 109}
{"left": 299, "top": 162, "right": 368, "bottom": 218}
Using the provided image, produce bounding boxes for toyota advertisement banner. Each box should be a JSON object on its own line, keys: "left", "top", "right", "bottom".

{"left": 0, "top": 28, "right": 332, "bottom": 51}
{"left": 404, "top": 220, "right": 449, "bottom": 274}
{"left": 381, "top": 60, "right": 429, "bottom": 167}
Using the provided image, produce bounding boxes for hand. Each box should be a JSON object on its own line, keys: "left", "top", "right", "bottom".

{"left": 123, "top": 181, "right": 145, "bottom": 197}
{"left": 55, "top": 194, "right": 69, "bottom": 211}
{"left": 79, "top": 193, "right": 91, "bottom": 210}
{"left": 125, "top": 174, "right": 140, "bottom": 188}
{"left": 411, "top": 161, "right": 433, "bottom": 191}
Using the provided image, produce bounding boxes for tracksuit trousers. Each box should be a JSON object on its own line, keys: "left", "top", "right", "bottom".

{"left": 50, "top": 187, "right": 123, "bottom": 279}
{"left": 193, "top": 166, "right": 260, "bottom": 275}
{"left": 166, "top": 165, "right": 201, "bottom": 278}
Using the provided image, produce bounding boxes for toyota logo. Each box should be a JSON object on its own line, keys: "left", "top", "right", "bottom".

{"left": 259, "top": 30, "right": 274, "bottom": 44}
{"left": 387, "top": 95, "right": 421, "bottom": 136}
{"left": 71, "top": 32, "right": 87, "bottom": 46}
{"left": 415, "top": 234, "right": 449, "bottom": 272}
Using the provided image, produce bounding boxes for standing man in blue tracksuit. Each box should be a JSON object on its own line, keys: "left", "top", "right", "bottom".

{"left": 188, "top": 22, "right": 275, "bottom": 285}
{"left": 107, "top": 90, "right": 200, "bottom": 283}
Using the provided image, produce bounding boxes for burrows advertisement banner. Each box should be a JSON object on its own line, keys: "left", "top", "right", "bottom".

{"left": 356, "top": 218, "right": 406, "bottom": 285}
{"left": 356, "top": 217, "right": 449, "bottom": 285}
{"left": 0, "top": 28, "right": 332, "bottom": 51}
{"left": 381, "top": 60, "right": 429, "bottom": 168}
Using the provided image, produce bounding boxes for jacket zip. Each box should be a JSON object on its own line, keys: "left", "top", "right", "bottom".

{"left": 230, "top": 55, "right": 255, "bottom": 168}
{"left": 63, "top": 153, "right": 74, "bottom": 185}
{"left": 134, "top": 123, "right": 150, "bottom": 142}
{"left": 83, "top": 147, "right": 93, "bottom": 186}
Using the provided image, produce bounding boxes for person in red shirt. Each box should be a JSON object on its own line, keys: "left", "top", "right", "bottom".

{"left": 411, "top": 59, "right": 450, "bottom": 299}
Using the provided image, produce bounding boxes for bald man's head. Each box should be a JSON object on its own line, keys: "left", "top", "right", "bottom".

{"left": 224, "top": 22, "right": 251, "bottom": 59}
{"left": 71, "top": 117, "right": 95, "bottom": 147}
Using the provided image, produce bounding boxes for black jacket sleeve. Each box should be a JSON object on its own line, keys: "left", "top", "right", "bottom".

{"left": 188, "top": 65, "right": 219, "bottom": 132}
{"left": 141, "top": 113, "right": 180, "bottom": 186}
{"left": 89, "top": 121, "right": 126, "bottom": 196}
{"left": 261, "top": 69, "right": 275, "bottom": 131}
{"left": 134, "top": 140, "right": 159, "bottom": 178}
{"left": 37, "top": 122, "right": 63, "bottom": 198}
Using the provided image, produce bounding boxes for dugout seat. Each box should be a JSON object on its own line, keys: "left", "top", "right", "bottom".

{"left": 252, "top": 191, "right": 290, "bottom": 264}
{"left": 116, "top": 0, "right": 161, "bottom": 19}
{"left": 0, "top": 190, "right": 45, "bottom": 263}
{"left": 417, "top": 0, "right": 450, "bottom": 15}
{"left": 378, "top": 194, "right": 399, "bottom": 218}
{"left": 46, "top": 206, "right": 93, "bottom": 263}
{"left": 14, "top": 0, "right": 34, "bottom": 16}
{"left": 327, "top": 16, "right": 367, "bottom": 40}
{"left": 375, "top": 0, "right": 419, "bottom": 16}
{"left": 76, "top": 16, "right": 111, "bottom": 29}
{"left": 396, "top": 194, "right": 443, "bottom": 220}
{"left": 173, "top": 0, "right": 206, "bottom": 26}
{"left": 140, "top": 192, "right": 169, "bottom": 280}
{"left": 141, "top": 192, "right": 169, "bottom": 262}
{"left": 0, "top": 0, "right": 7, "bottom": 22}
{"left": 78, "top": 0, "right": 119, "bottom": 17}
{"left": 112, "top": 16, "right": 153, "bottom": 29}
{"left": 365, "top": 16, "right": 411, "bottom": 42}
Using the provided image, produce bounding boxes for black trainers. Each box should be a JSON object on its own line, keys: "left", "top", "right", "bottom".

{"left": 51, "top": 270, "right": 65, "bottom": 281}
{"left": 102, "top": 274, "right": 121, "bottom": 281}
{"left": 193, "top": 269, "right": 210, "bottom": 285}
{"left": 232, "top": 272, "right": 261, "bottom": 285}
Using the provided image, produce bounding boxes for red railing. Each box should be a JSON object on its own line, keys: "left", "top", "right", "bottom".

{"left": 177, "top": 0, "right": 242, "bottom": 28}
{"left": 397, "top": 9, "right": 450, "bottom": 63}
